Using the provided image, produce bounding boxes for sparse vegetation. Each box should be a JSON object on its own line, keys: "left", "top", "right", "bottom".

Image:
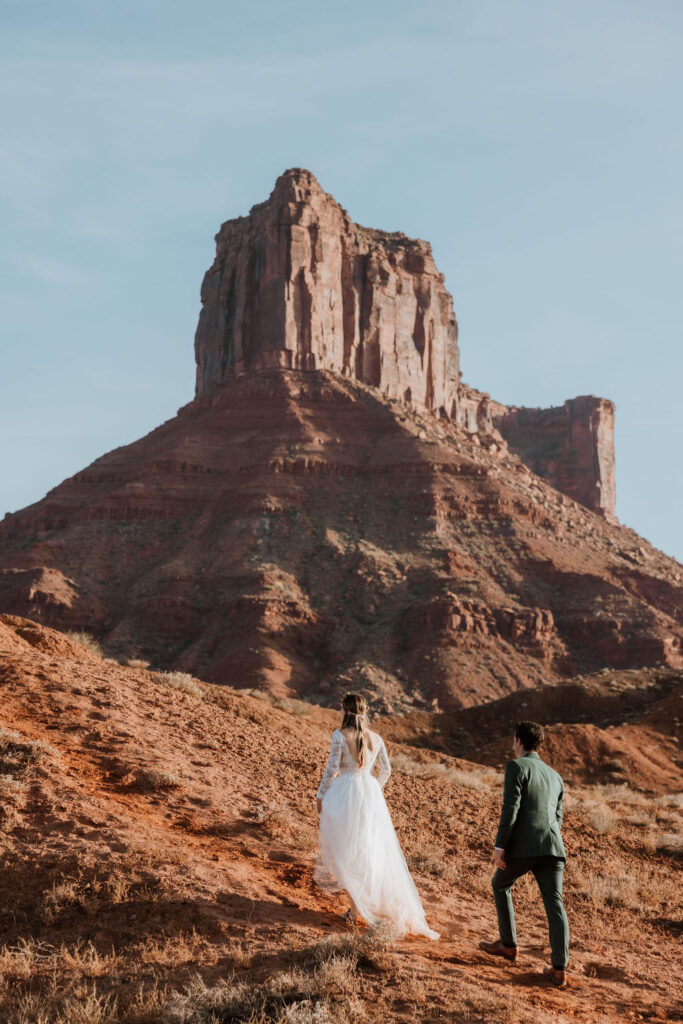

{"left": 137, "top": 768, "right": 186, "bottom": 791}
{"left": 391, "top": 753, "right": 498, "bottom": 791}
{"left": 586, "top": 801, "right": 617, "bottom": 834}
{"left": 251, "top": 801, "right": 284, "bottom": 823}
{"left": 2, "top": 979, "right": 118, "bottom": 1024}
{"left": 657, "top": 833, "right": 683, "bottom": 855}
{"left": 406, "top": 844, "right": 458, "bottom": 884}
{"left": 66, "top": 630, "right": 104, "bottom": 658}
{"left": 0, "top": 727, "right": 60, "bottom": 765}
{"left": 0, "top": 618, "right": 681, "bottom": 1024}
{"left": 154, "top": 671, "right": 204, "bottom": 698}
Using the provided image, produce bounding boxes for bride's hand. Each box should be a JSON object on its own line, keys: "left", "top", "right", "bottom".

{"left": 316, "top": 798, "right": 323, "bottom": 815}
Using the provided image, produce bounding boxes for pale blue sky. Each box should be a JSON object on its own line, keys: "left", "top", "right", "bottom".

{"left": 1, "top": 0, "right": 681, "bottom": 561}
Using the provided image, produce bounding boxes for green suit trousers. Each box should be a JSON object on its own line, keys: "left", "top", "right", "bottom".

{"left": 492, "top": 855, "right": 569, "bottom": 969}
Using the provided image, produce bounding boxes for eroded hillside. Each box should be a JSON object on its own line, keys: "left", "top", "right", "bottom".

{"left": 0, "top": 615, "right": 680, "bottom": 1023}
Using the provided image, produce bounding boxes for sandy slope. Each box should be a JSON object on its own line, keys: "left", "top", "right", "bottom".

{"left": 0, "top": 615, "right": 680, "bottom": 1023}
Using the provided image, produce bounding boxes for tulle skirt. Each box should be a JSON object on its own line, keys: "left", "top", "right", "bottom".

{"left": 314, "top": 771, "right": 439, "bottom": 939}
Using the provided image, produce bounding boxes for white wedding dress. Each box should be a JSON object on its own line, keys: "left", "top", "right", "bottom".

{"left": 314, "top": 728, "right": 439, "bottom": 939}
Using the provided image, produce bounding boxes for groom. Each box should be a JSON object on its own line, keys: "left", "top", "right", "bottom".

{"left": 479, "top": 720, "right": 569, "bottom": 988}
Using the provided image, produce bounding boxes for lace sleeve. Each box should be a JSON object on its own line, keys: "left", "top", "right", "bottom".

{"left": 316, "top": 730, "right": 344, "bottom": 800}
{"left": 376, "top": 737, "right": 391, "bottom": 789}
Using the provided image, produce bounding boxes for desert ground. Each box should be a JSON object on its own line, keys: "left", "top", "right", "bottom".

{"left": 0, "top": 614, "right": 681, "bottom": 1023}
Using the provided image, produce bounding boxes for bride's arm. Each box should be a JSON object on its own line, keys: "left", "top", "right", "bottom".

{"left": 316, "top": 730, "right": 343, "bottom": 806}
{"left": 376, "top": 737, "right": 391, "bottom": 789}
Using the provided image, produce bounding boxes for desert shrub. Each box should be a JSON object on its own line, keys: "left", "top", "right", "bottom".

{"left": 200, "top": 738, "right": 220, "bottom": 751}
{"left": 0, "top": 775, "right": 27, "bottom": 805}
{"left": 127, "top": 658, "right": 151, "bottom": 669}
{"left": 573, "top": 870, "right": 642, "bottom": 911}
{"left": 241, "top": 687, "right": 273, "bottom": 702}
{"left": 407, "top": 843, "right": 458, "bottom": 884}
{"left": 154, "top": 672, "right": 204, "bottom": 699}
{"left": 2, "top": 980, "right": 117, "bottom": 1024}
{"left": 391, "top": 753, "right": 494, "bottom": 790}
{"left": 0, "top": 727, "right": 60, "bottom": 765}
{"left": 656, "top": 833, "right": 683, "bottom": 855}
{"left": 391, "top": 753, "right": 446, "bottom": 779}
{"left": 40, "top": 863, "right": 176, "bottom": 925}
{"left": 450, "top": 987, "right": 515, "bottom": 1024}
{"left": 586, "top": 801, "right": 617, "bottom": 834}
{"left": 444, "top": 766, "right": 498, "bottom": 791}
{"left": 0, "top": 937, "right": 117, "bottom": 980}
{"left": 655, "top": 793, "right": 683, "bottom": 809}
{"left": 162, "top": 928, "right": 401, "bottom": 1023}
{"left": 162, "top": 963, "right": 364, "bottom": 1023}
{"left": 67, "top": 631, "right": 104, "bottom": 658}
{"left": 251, "top": 802, "right": 283, "bottom": 824}
{"left": 593, "top": 783, "right": 647, "bottom": 805}
{"left": 137, "top": 769, "right": 186, "bottom": 791}
{"left": 272, "top": 696, "right": 315, "bottom": 717}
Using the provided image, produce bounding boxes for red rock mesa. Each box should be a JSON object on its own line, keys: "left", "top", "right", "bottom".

{"left": 0, "top": 170, "right": 679, "bottom": 707}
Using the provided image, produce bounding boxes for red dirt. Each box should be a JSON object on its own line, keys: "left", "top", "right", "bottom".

{"left": 0, "top": 615, "right": 680, "bottom": 1022}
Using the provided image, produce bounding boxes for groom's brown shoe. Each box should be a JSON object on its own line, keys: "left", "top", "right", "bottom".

{"left": 479, "top": 939, "right": 518, "bottom": 962}
{"left": 543, "top": 966, "right": 567, "bottom": 989}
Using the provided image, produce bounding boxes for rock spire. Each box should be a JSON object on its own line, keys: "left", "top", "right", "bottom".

{"left": 194, "top": 168, "right": 460, "bottom": 418}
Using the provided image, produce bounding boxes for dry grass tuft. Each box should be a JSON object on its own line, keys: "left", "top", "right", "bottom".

{"left": 407, "top": 842, "right": 458, "bottom": 884}
{"left": 391, "top": 753, "right": 496, "bottom": 791}
{"left": 656, "top": 793, "right": 683, "bottom": 809}
{"left": 251, "top": 802, "right": 284, "bottom": 824}
{"left": 0, "top": 727, "right": 61, "bottom": 765}
{"left": 162, "top": 928, "right": 399, "bottom": 1022}
{"left": 137, "top": 769, "right": 186, "bottom": 791}
{"left": 154, "top": 671, "right": 204, "bottom": 699}
{"left": 0, "top": 775, "right": 28, "bottom": 804}
{"left": 162, "top": 957, "right": 366, "bottom": 1023}
{"left": 451, "top": 986, "right": 516, "bottom": 1023}
{"left": 66, "top": 630, "right": 105, "bottom": 658}
{"left": 39, "top": 861, "right": 176, "bottom": 925}
{"left": 586, "top": 801, "right": 617, "bottom": 834}
{"left": 2, "top": 978, "right": 117, "bottom": 1024}
{"left": 656, "top": 833, "right": 683, "bottom": 855}
{"left": 127, "top": 657, "right": 151, "bottom": 669}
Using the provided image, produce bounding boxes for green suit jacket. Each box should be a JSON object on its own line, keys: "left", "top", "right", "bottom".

{"left": 494, "top": 751, "right": 566, "bottom": 859}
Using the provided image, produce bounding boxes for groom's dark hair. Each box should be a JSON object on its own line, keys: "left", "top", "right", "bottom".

{"left": 515, "top": 721, "right": 545, "bottom": 751}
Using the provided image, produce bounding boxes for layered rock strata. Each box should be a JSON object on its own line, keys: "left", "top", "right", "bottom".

{"left": 0, "top": 371, "right": 680, "bottom": 711}
{"left": 195, "top": 168, "right": 460, "bottom": 419}
{"left": 458, "top": 385, "right": 617, "bottom": 519}
{"left": 196, "top": 169, "right": 615, "bottom": 518}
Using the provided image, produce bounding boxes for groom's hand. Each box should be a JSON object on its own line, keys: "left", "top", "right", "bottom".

{"left": 491, "top": 847, "right": 506, "bottom": 871}
{"left": 316, "top": 798, "right": 322, "bottom": 815}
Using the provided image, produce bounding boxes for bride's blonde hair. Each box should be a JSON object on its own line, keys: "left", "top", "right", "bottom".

{"left": 341, "top": 692, "right": 370, "bottom": 768}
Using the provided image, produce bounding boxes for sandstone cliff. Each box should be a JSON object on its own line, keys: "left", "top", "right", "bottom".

{"left": 0, "top": 371, "right": 680, "bottom": 711}
{"left": 458, "top": 385, "right": 617, "bottom": 519}
{"left": 195, "top": 169, "right": 615, "bottom": 518}
{"left": 195, "top": 168, "right": 460, "bottom": 419}
{"left": 0, "top": 170, "right": 679, "bottom": 709}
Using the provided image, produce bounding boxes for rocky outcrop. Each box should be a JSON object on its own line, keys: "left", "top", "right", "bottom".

{"left": 458, "top": 385, "right": 616, "bottom": 519}
{"left": 492, "top": 396, "right": 616, "bottom": 519}
{"left": 0, "top": 370, "right": 680, "bottom": 711}
{"left": 196, "top": 170, "right": 616, "bottom": 519}
{"left": 1, "top": 170, "right": 680, "bottom": 710}
{"left": 194, "top": 168, "right": 460, "bottom": 419}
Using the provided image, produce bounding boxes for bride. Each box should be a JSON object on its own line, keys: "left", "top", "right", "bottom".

{"left": 314, "top": 692, "right": 439, "bottom": 939}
